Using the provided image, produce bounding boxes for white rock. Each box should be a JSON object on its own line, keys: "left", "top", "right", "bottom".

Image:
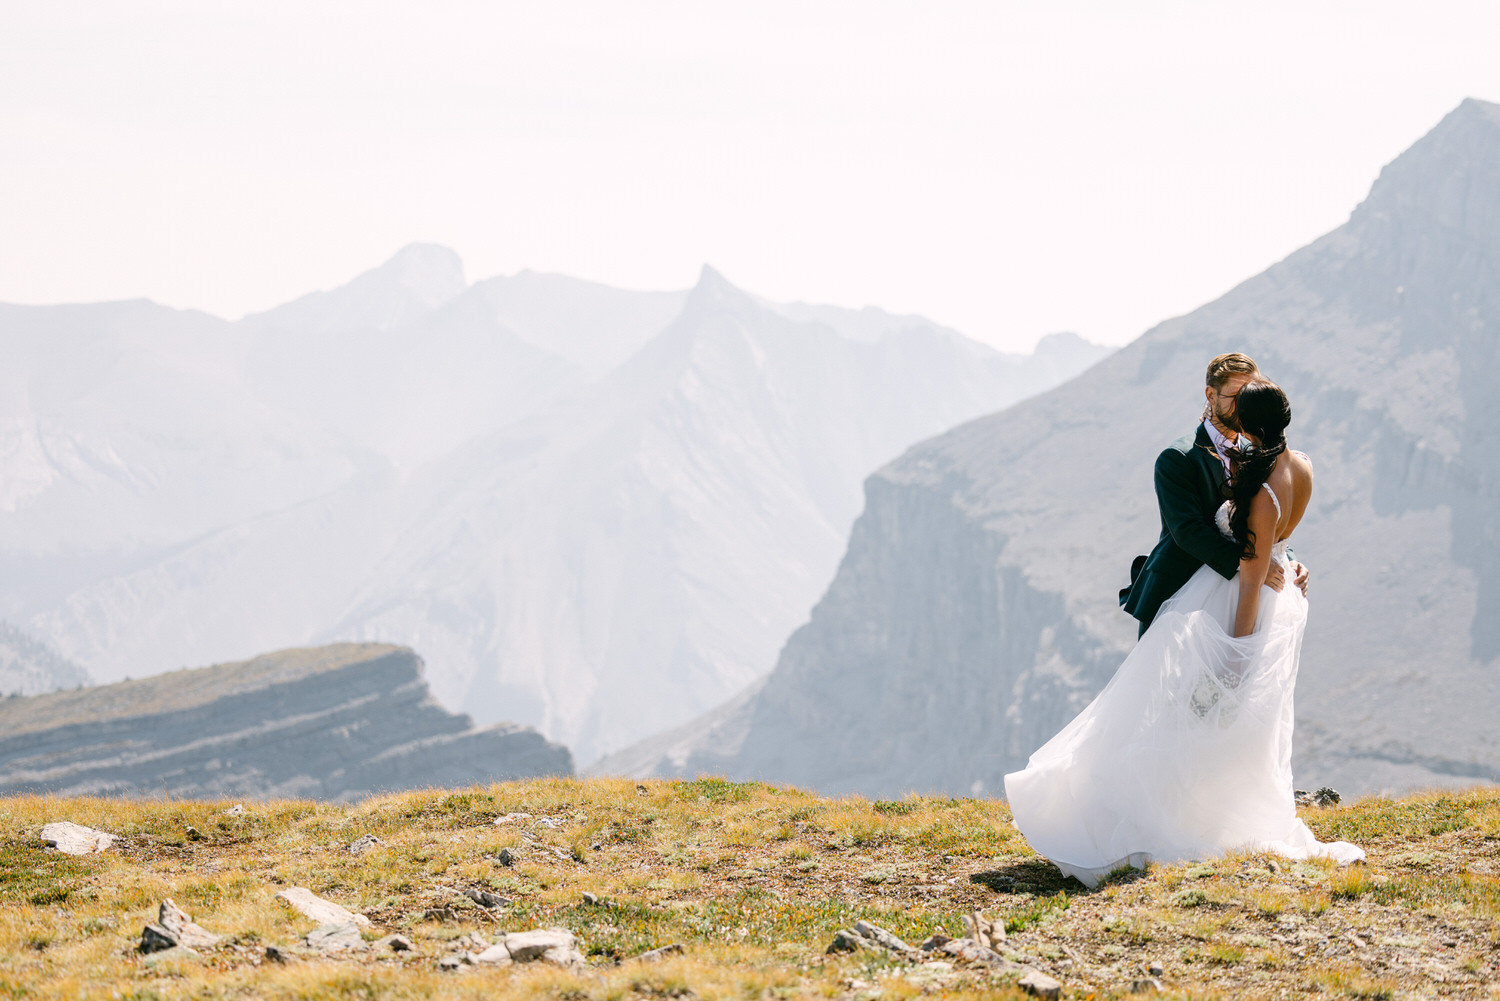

{"left": 305, "top": 922, "right": 368, "bottom": 954}
{"left": 39, "top": 821, "right": 116, "bottom": 855}
{"left": 276, "top": 887, "right": 371, "bottom": 927}
{"left": 1019, "top": 969, "right": 1063, "bottom": 999}
{"left": 493, "top": 813, "right": 532, "bottom": 826}
{"left": 503, "top": 928, "right": 585, "bottom": 967}
{"left": 472, "top": 943, "right": 512, "bottom": 965}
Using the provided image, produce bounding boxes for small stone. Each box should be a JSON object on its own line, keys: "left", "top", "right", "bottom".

{"left": 39, "top": 821, "right": 116, "bottom": 855}
{"left": 1018, "top": 969, "right": 1063, "bottom": 999}
{"left": 1147, "top": 960, "right": 1164, "bottom": 977}
{"left": 503, "top": 928, "right": 585, "bottom": 968}
{"left": 920, "top": 932, "right": 952, "bottom": 951}
{"left": 264, "top": 944, "right": 297, "bottom": 964}
{"left": 437, "top": 954, "right": 465, "bottom": 970}
{"left": 493, "top": 813, "right": 532, "bottom": 825}
{"left": 185, "top": 826, "right": 204, "bottom": 841}
{"left": 581, "top": 891, "right": 600, "bottom": 905}
{"left": 139, "top": 924, "right": 178, "bottom": 954}
{"left": 348, "top": 834, "right": 381, "bottom": 855}
{"left": 472, "top": 943, "right": 512, "bottom": 965}
{"left": 1130, "top": 978, "right": 1163, "bottom": 994}
{"left": 1313, "top": 787, "right": 1342, "bottom": 807}
{"left": 853, "top": 919, "right": 915, "bottom": 953}
{"left": 225, "top": 804, "right": 245, "bottom": 816}
{"left": 376, "top": 934, "right": 415, "bottom": 953}
{"left": 633, "top": 942, "right": 684, "bottom": 962}
{"left": 276, "top": 887, "right": 371, "bottom": 927}
{"left": 158, "top": 899, "right": 221, "bottom": 949}
{"left": 636, "top": 784, "right": 649, "bottom": 796}
{"left": 591, "top": 843, "right": 602, "bottom": 851}
{"left": 537, "top": 817, "right": 563, "bottom": 829}
{"left": 497, "top": 848, "right": 516, "bottom": 866}
{"left": 827, "top": 929, "right": 868, "bottom": 953}
{"left": 463, "top": 888, "right": 510, "bottom": 909}
{"left": 305, "top": 922, "right": 368, "bottom": 954}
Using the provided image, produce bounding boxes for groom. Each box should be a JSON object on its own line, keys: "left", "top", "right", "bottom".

{"left": 1120, "top": 352, "right": 1308, "bottom": 637}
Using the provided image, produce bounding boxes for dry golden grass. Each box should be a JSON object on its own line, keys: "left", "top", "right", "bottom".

{"left": 2, "top": 778, "right": 1498, "bottom": 1000}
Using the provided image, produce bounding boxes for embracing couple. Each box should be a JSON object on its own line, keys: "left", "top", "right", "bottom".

{"left": 1004, "top": 353, "right": 1365, "bottom": 887}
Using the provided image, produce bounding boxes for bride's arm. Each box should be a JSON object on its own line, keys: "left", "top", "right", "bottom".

{"left": 1233, "top": 493, "right": 1280, "bottom": 638}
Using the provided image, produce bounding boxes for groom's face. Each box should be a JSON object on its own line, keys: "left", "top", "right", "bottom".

{"left": 1205, "top": 373, "right": 1254, "bottom": 431}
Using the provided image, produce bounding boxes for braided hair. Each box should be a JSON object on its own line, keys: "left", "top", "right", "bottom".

{"left": 1226, "top": 380, "right": 1290, "bottom": 560}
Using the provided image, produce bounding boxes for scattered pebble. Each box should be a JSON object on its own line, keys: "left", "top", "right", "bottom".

{"left": 633, "top": 943, "right": 685, "bottom": 962}
{"left": 496, "top": 848, "right": 516, "bottom": 866}
{"left": 493, "top": 813, "right": 532, "bottom": 825}
{"left": 581, "top": 891, "right": 600, "bottom": 905}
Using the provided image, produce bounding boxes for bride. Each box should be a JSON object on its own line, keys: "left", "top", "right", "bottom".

{"left": 1004, "top": 380, "right": 1364, "bottom": 887}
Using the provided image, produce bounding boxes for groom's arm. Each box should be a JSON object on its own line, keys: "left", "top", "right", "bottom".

{"left": 1155, "top": 448, "right": 1241, "bottom": 580}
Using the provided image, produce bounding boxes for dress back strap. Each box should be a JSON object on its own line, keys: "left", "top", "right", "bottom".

{"left": 1260, "top": 481, "right": 1282, "bottom": 521}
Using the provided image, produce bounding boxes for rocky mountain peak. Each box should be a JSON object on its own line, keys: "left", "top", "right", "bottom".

{"left": 1351, "top": 97, "right": 1500, "bottom": 249}
{"left": 378, "top": 243, "right": 468, "bottom": 309}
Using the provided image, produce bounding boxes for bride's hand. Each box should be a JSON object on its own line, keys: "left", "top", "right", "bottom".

{"left": 1292, "top": 561, "right": 1309, "bottom": 596}
{"left": 1264, "top": 561, "right": 1286, "bottom": 593}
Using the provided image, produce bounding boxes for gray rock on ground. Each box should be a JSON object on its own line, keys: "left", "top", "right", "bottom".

{"left": 503, "top": 928, "right": 585, "bottom": 968}
{"left": 140, "top": 899, "right": 222, "bottom": 953}
{"left": 853, "top": 920, "right": 914, "bottom": 953}
{"left": 276, "top": 886, "right": 371, "bottom": 927}
{"left": 374, "top": 933, "right": 414, "bottom": 953}
{"left": 633, "top": 943, "right": 685, "bottom": 962}
{"left": 471, "top": 943, "right": 512, "bottom": 965}
{"left": 463, "top": 888, "right": 509, "bottom": 909}
{"left": 305, "top": 922, "right": 368, "bottom": 954}
{"left": 963, "top": 910, "right": 1006, "bottom": 949}
{"left": 1019, "top": 969, "right": 1063, "bottom": 999}
{"left": 39, "top": 821, "right": 116, "bottom": 855}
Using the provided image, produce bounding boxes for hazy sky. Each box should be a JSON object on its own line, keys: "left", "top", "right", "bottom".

{"left": 4, "top": 1, "right": 1500, "bottom": 351}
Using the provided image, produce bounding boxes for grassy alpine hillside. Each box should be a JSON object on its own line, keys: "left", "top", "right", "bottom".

{"left": 3, "top": 779, "right": 1498, "bottom": 1000}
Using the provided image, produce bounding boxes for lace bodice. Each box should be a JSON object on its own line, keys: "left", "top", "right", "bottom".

{"left": 1216, "top": 482, "right": 1290, "bottom": 564}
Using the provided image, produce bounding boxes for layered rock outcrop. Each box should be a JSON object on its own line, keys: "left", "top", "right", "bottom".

{"left": 0, "top": 643, "right": 571, "bottom": 800}
{"left": 602, "top": 98, "right": 1500, "bottom": 797}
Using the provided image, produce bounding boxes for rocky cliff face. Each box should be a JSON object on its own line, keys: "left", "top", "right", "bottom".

{"left": 0, "top": 644, "right": 572, "bottom": 800}
{"left": 605, "top": 98, "right": 1500, "bottom": 798}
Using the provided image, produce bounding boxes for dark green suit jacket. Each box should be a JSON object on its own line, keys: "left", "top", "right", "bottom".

{"left": 1120, "top": 424, "right": 1243, "bottom": 635}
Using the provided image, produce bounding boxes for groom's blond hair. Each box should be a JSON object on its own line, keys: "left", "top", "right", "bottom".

{"left": 1206, "top": 353, "right": 1260, "bottom": 390}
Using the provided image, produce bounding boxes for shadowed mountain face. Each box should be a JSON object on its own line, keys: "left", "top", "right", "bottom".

{"left": 602, "top": 98, "right": 1500, "bottom": 798}
{"left": 0, "top": 252, "right": 1111, "bottom": 764}
{"left": 0, "top": 644, "right": 572, "bottom": 801}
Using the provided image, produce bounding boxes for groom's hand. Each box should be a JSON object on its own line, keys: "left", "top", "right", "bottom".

{"left": 1265, "top": 562, "right": 1286, "bottom": 592}
{"left": 1293, "top": 561, "right": 1310, "bottom": 596}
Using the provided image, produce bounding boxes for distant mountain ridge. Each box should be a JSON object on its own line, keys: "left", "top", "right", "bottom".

{"left": 0, "top": 620, "right": 88, "bottom": 696}
{"left": 0, "top": 252, "right": 1112, "bottom": 763}
{"left": 0, "top": 643, "right": 571, "bottom": 800}
{"left": 597, "top": 97, "right": 1500, "bottom": 797}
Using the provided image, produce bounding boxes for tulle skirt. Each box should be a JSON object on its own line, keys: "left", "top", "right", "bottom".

{"left": 1003, "top": 563, "right": 1364, "bottom": 888}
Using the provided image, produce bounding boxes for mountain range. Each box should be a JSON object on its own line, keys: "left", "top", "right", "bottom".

{"left": 0, "top": 254, "right": 1111, "bottom": 762}
{"left": 598, "top": 97, "right": 1500, "bottom": 799}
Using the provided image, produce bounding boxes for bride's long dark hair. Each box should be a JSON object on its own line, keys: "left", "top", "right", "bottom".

{"left": 1226, "top": 380, "right": 1291, "bottom": 559}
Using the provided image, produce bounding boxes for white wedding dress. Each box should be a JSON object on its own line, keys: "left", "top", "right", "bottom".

{"left": 1004, "top": 483, "right": 1364, "bottom": 887}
